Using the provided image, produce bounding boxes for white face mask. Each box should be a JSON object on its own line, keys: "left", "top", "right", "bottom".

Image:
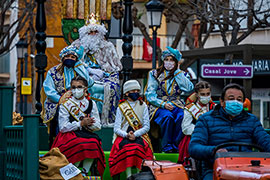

{"left": 164, "top": 61, "right": 175, "bottom": 71}
{"left": 199, "top": 95, "right": 211, "bottom": 104}
{"left": 72, "top": 88, "right": 85, "bottom": 99}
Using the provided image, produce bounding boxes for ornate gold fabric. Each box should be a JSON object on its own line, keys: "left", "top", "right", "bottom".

{"left": 62, "top": 0, "right": 112, "bottom": 20}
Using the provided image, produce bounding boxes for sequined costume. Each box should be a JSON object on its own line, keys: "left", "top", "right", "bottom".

{"left": 42, "top": 45, "right": 94, "bottom": 124}
{"left": 145, "top": 69, "right": 194, "bottom": 152}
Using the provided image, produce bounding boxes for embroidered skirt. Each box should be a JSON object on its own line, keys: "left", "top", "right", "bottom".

{"left": 109, "top": 136, "right": 153, "bottom": 177}
{"left": 51, "top": 131, "right": 106, "bottom": 176}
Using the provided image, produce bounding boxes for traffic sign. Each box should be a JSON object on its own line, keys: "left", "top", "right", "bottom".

{"left": 201, "top": 65, "right": 253, "bottom": 78}
{"left": 21, "top": 78, "right": 32, "bottom": 95}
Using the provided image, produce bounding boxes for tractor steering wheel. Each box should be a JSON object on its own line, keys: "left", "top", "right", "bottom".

{"left": 212, "top": 142, "right": 264, "bottom": 156}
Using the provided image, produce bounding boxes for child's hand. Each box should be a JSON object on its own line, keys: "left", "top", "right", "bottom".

{"left": 128, "top": 131, "right": 135, "bottom": 141}
{"left": 178, "top": 59, "right": 184, "bottom": 69}
{"left": 164, "top": 103, "right": 174, "bottom": 111}
{"left": 81, "top": 115, "right": 95, "bottom": 126}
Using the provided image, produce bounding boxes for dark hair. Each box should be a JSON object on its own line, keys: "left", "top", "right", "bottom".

{"left": 220, "top": 83, "right": 246, "bottom": 101}
{"left": 71, "top": 76, "right": 88, "bottom": 87}
{"left": 195, "top": 81, "right": 211, "bottom": 93}
{"left": 156, "top": 56, "right": 178, "bottom": 80}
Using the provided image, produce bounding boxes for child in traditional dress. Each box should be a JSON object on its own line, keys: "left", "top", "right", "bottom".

{"left": 109, "top": 80, "right": 153, "bottom": 178}
{"left": 51, "top": 76, "right": 105, "bottom": 177}
{"left": 178, "top": 81, "right": 215, "bottom": 164}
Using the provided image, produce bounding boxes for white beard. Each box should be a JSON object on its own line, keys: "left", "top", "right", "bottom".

{"left": 80, "top": 34, "right": 104, "bottom": 54}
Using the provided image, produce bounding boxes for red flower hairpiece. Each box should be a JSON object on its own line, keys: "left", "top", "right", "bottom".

{"left": 86, "top": 93, "right": 91, "bottom": 101}
{"left": 119, "top": 99, "right": 126, "bottom": 103}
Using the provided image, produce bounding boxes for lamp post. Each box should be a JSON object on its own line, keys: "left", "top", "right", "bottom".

{"left": 145, "top": 0, "right": 164, "bottom": 69}
{"left": 16, "top": 38, "right": 28, "bottom": 114}
{"left": 121, "top": 0, "right": 133, "bottom": 86}
{"left": 35, "top": 0, "right": 47, "bottom": 119}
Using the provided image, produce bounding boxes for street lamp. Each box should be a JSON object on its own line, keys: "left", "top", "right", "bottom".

{"left": 145, "top": 0, "right": 164, "bottom": 69}
{"left": 16, "top": 38, "right": 28, "bottom": 59}
{"left": 16, "top": 38, "right": 28, "bottom": 114}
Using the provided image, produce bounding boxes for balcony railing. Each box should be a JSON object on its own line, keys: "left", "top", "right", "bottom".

{"left": 116, "top": 34, "right": 189, "bottom": 62}
{"left": 132, "top": 34, "right": 189, "bottom": 61}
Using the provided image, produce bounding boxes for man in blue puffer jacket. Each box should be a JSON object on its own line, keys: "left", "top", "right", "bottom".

{"left": 189, "top": 83, "right": 270, "bottom": 180}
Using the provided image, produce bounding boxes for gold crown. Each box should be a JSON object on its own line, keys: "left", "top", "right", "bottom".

{"left": 85, "top": 13, "right": 100, "bottom": 26}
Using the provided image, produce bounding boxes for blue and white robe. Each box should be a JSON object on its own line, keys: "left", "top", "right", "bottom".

{"left": 144, "top": 69, "right": 194, "bottom": 152}
{"left": 84, "top": 53, "right": 121, "bottom": 126}
{"left": 42, "top": 61, "right": 94, "bottom": 123}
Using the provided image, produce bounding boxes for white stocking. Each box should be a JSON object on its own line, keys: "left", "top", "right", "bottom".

{"left": 126, "top": 167, "right": 132, "bottom": 178}
{"left": 83, "top": 158, "right": 94, "bottom": 174}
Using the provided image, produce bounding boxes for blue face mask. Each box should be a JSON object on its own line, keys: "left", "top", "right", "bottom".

{"left": 63, "top": 59, "right": 76, "bottom": 68}
{"left": 225, "top": 100, "right": 243, "bottom": 116}
{"left": 128, "top": 92, "right": 140, "bottom": 101}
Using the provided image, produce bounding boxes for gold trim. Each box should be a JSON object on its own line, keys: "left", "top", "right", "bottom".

{"left": 160, "top": 100, "right": 165, "bottom": 108}
{"left": 171, "top": 101, "right": 184, "bottom": 109}
{"left": 63, "top": 72, "right": 67, "bottom": 91}
{"left": 186, "top": 103, "right": 204, "bottom": 120}
{"left": 150, "top": 107, "right": 159, "bottom": 121}
{"left": 84, "top": 0, "right": 89, "bottom": 20}
{"left": 73, "top": 0, "right": 78, "bottom": 18}
{"left": 87, "top": 54, "right": 98, "bottom": 64}
{"left": 164, "top": 70, "right": 169, "bottom": 96}
{"left": 174, "top": 70, "right": 182, "bottom": 77}
{"left": 170, "top": 80, "right": 175, "bottom": 96}
{"left": 62, "top": 0, "right": 67, "bottom": 18}
{"left": 106, "top": 0, "right": 112, "bottom": 19}
{"left": 96, "top": 0, "right": 101, "bottom": 19}
{"left": 91, "top": 97, "right": 103, "bottom": 102}
{"left": 42, "top": 104, "right": 59, "bottom": 123}
{"left": 74, "top": 63, "right": 83, "bottom": 68}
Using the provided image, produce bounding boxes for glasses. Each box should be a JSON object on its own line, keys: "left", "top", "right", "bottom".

{"left": 71, "top": 85, "right": 85, "bottom": 89}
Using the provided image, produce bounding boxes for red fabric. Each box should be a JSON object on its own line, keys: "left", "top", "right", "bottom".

{"left": 142, "top": 38, "right": 160, "bottom": 62}
{"left": 109, "top": 136, "right": 153, "bottom": 177}
{"left": 178, "top": 135, "right": 191, "bottom": 165}
{"left": 191, "top": 23, "right": 200, "bottom": 48}
{"left": 51, "top": 132, "right": 106, "bottom": 176}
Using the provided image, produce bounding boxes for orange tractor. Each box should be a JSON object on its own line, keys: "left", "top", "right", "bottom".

{"left": 212, "top": 142, "right": 270, "bottom": 180}
{"left": 129, "top": 142, "right": 270, "bottom": 180}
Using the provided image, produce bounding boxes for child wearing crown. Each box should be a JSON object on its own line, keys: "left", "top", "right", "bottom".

{"left": 108, "top": 80, "right": 153, "bottom": 178}
{"left": 72, "top": 13, "right": 122, "bottom": 126}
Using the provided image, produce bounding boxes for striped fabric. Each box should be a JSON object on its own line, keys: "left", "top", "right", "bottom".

{"left": 84, "top": 176, "right": 101, "bottom": 180}
{"left": 109, "top": 136, "right": 153, "bottom": 177}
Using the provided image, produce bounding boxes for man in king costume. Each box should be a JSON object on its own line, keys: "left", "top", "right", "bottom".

{"left": 72, "top": 13, "right": 123, "bottom": 126}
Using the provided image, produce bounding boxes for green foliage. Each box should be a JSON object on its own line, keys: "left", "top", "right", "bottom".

{"left": 62, "top": 19, "right": 85, "bottom": 45}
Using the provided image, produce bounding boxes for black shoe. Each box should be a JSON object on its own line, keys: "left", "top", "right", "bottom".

{"left": 81, "top": 168, "right": 88, "bottom": 177}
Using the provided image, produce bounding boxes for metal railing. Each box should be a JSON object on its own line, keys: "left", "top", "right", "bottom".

{"left": 4, "top": 116, "right": 40, "bottom": 180}
{"left": 0, "top": 86, "right": 40, "bottom": 180}
{"left": 131, "top": 34, "right": 189, "bottom": 61}
{"left": 5, "top": 126, "right": 23, "bottom": 180}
